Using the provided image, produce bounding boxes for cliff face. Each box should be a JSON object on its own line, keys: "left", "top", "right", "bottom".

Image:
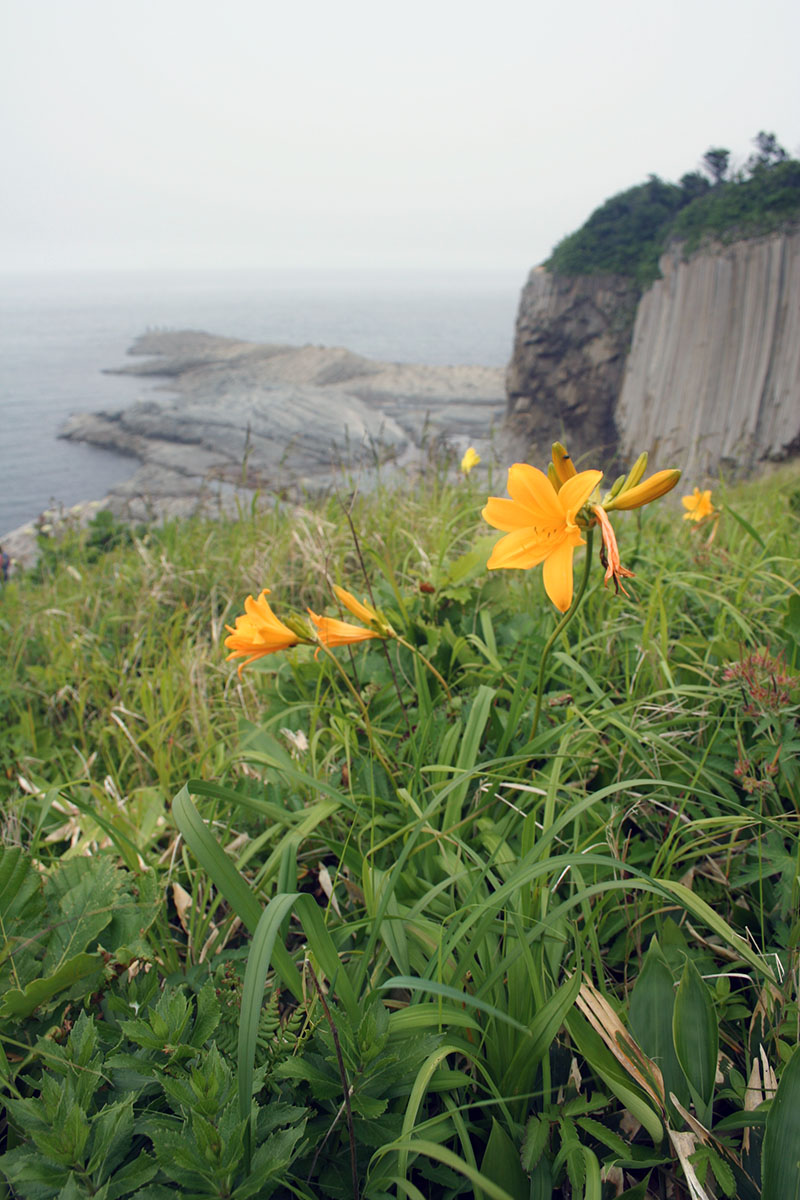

{"left": 616, "top": 231, "right": 800, "bottom": 477}
{"left": 507, "top": 230, "right": 800, "bottom": 478}
{"left": 505, "top": 268, "right": 639, "bottom": 462}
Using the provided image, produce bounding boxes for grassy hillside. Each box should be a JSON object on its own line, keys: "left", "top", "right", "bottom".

{"left": 1, "top": 454, "right": 799, "bottom": 1198}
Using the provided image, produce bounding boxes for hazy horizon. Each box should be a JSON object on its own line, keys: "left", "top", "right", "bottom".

{"left": 2, "top": 0, "right": 799, "bottom": 275}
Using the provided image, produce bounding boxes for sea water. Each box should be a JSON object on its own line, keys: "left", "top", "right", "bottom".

{"left": 0, "top": 267, "right": 524, "bottom": 534}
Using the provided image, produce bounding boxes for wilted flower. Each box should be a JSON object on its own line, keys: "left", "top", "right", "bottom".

{"left": 593, "top": 503, "right": 635, "bottom": 596}
{"left": 682, "top": 487, "right": 716, "bottom": 522}
{"left": 461, "top": 446, "right": 481, "bottom": 475}
{"left": 224, "top": 590, "right": 301, "bottom": 676}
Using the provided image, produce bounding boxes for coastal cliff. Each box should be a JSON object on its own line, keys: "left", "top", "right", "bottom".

{"left": 505, "top": 268, "right": 638, "bottom": 463}
{"left": 617, "top": 231, "right": 800, "bottom": 477}
{"left": 507, "top": 230, "right": 800, "bottom": 477}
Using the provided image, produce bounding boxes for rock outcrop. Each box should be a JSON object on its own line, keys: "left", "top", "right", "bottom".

{"left": 507, "top": 231, "right": 800, "bottom": 479}
{"left": 505, "top": 268, "right": 639, "bottom": 464}
{"left": 60, "top": 331, "right": 507, "bottom": 522}
{"left": 616, "top": 232, "right": 800, "bottom": 478}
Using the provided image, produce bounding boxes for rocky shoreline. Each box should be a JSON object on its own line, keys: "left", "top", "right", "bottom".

{"left": 3, "top": 330, "right": 508, "bottom": 569}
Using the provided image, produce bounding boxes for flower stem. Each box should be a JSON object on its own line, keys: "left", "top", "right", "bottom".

{"left": 317, "top": 642, "right": 397, "bottom": 779}
{"left": 530, "top": 528, "right": 595, "bottom": 742}
{"left": 394, "top": 634, "right": 453, "bottom": 702}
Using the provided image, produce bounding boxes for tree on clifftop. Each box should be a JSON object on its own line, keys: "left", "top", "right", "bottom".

{"left": 747, "top": 130, "right": 788, "bottom": 173}
{"left": 702, "top": 147, "right": 730, "bottom": 185}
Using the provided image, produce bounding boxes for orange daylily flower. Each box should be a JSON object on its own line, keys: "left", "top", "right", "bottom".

{"left": 682, "top": 487, "right": 715, "bottom": 522}
{"left": 483, "top": 463, "right": 603, "bottom": 612}
{"left": 224, "top": 590, "right": 300, "bottom": 676}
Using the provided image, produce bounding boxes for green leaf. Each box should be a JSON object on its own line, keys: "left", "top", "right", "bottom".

{"left": 43, "top": 857, "right": 119, "bottom": 973}
{"left": 673, "top": 958, "right": 718, "bottom": 1128}
{"left": 521, "top": 1114, "right": 549, "bottom": 1172}
{"left": 0, "top": 952, "right": 103, "bottom": 1018}
{"left": 442, "top": 684, "right": 495, "bottom": 829}
{"left": 171, "top": 784, "right": 303, "bottom": 1001}
{"left": 763, "top": 1044, "right": 800, "bottom": 1200}
{"left": 724, "top": 503, "right": 766, "bottom": 549}
{"left": 565, "top": 1012, "right": 664, "bottom": 1146}
{"left": 629, "top": 939, "right": 689, "bottom": 1119}
{"left": 238, "top": 893, "right": 301, "bottom": 1127}
{"left": 658, "top": 880, "right": 775, "bottom": 982}
{"left": 480, "top": 1118, "right": 528, "bottom": 1200}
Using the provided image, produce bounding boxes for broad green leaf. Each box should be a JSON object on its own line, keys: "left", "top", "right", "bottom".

{"left": 673, "top": 959, "right": 718, "bottom": 1128}
{"left": 763, "top": 1044, "right": 800, "bottom": 1200}
{"left": 0, "top": 952, "right": 103, "bottom": 1018}
{"left": 629, "top": 939, "right": 689, "bottom": 1119}
{"left": 480, "top": 1118, "right": 528, "bottom": 1200}
{"left": 43, "top": 857, "right": 119, "bottom": 973}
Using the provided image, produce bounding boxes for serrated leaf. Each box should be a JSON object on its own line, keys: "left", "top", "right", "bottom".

{"left": 43, "top": 857, "right": 121, "bottom": 973}
{"left": 521, "top": 1114, "right": 549, "bottom": 1172}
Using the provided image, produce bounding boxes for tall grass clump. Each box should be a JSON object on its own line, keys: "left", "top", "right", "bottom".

{"left": 1, "top": 451, "right": 799, "bottom": 1200}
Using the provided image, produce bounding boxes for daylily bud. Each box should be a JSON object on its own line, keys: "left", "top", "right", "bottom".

{"left": 620, "top": 451, "right": 649, "bottom": 493}
{"left": 551, "top": 443, "right": 577, "bottom": 488}
{"left": 605, "top": 469, "right": 681, "bottom": 511}
{"left": 605, "top": 473, "right": 628, "bottom": 502}
{"left": 547, "top": 462, "right": 559, "bottom": 491}
{"left": 333, "top": 584, "right": 394, "bottom": 636}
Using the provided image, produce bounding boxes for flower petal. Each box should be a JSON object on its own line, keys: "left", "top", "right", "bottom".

{"left": 506, "top": 464, "right": 564, "bottom": 524}
{"left": 487, "top": 526, "right": 564, "bottom": 570}
{"left": 482, "top": 496, "right": 540, "bottom": 533}
{"left": 541, "top": 536, "right": 579, "bottom": 612}
{"left": 558, "top": 469, "right": 603, "bottom": 516}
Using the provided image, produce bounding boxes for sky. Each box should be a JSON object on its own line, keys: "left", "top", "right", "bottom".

{"left": 1, "top": 0, "right": 798, "bottom": 274}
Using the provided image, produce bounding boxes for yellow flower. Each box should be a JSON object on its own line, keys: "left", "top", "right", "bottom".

{"left": 682, "top": 487, "right": 715, "bottom": 522}
{"left": 307, "top": 609, "right": 381, "bottom": 649}
{"left": 483, "top": 463, "right": 603, "bottom": 612}
{"left": 461, "top": 446, "right": 481, "bottom": 475}
{"left": 224, "top": 590, "right": 300, "bottom": 676}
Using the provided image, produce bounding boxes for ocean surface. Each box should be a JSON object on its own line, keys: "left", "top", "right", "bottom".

{"left": 0, "top": 268, "right": 524, "bottom": 535}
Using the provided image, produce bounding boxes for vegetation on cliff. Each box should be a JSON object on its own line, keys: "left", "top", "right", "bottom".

{"left": 546, "top": 131, "right": 800, "bottom": 286}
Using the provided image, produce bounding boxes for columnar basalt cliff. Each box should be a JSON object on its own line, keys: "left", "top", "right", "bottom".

{"left": 616, "top": 231, "right": 800, "bottom": 478}
{"left": 507, "top": 231, "right": 800, "bottom": 478}
{"left": 505, "top": 268, "right": 639, "bottom": 464}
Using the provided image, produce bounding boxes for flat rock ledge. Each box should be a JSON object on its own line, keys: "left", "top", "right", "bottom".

{"left": 3, "top": 331, "right": 507, "bottom": 569}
